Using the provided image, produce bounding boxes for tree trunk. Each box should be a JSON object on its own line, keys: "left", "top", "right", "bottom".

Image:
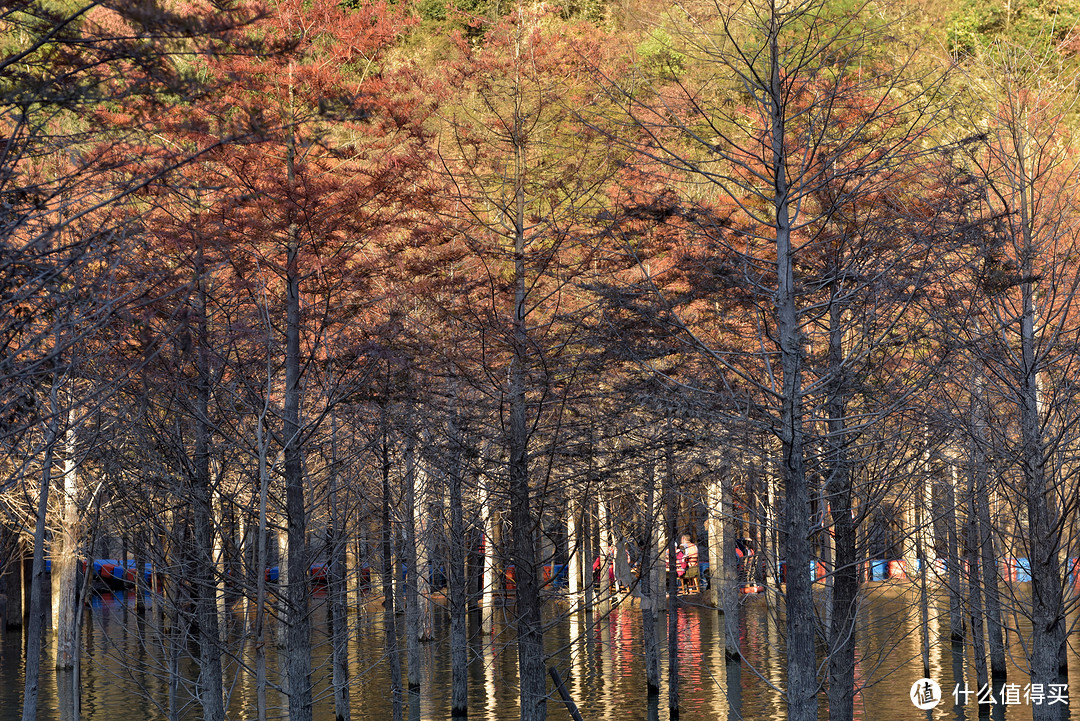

{"left": 975, "top": 476, "right": 1006, "bottom": 678}
{"left": 826, "top": 293, "right": 857, "bottom": 721}
{"left": 597, "top": 496, "right": 611, "bottom": 617}
{"left": 721, "top": 471, "right": 740, "bottom": 662}
{"left": 665, "top": 426, "right": 679, "bottom": 719}
{"left": 53, "top": 407, "right": 79, "bottom": 669}
{"left": 254, "top": 400, "right": 271, "bottom": 721}
{"left": 641, "top": 456, "right": 661, "bottom": 696}
{"left": 567, "top": 504, "right": 580, "bottom": 604}
{"left": 328, "top": 415, "right": 351, "bottom": 721}
{"left": 382, "top": 410, "right": 404, "bottom": 721}
{"left": 193, "top": 247, "right": 225, "bottom": 721}
{"left": 448, "top": 411, "right": 469, "bottom": 718}
{"left": 1019, "top": 284, "right": 1066, "bottom": 719}
{"left": 770, "top": 17, "right": 818, "bottom": 716}
{"left": 965, "top": 456, "right": 990, "bottom": 700}
{"left": 706, "top": 479, "right": 722, "bottom": 610}
{"left": 969, "top": 374, "right": 1007, "bottom": 678}
{"left": 480, "top": 476, "right": 496, "bottom": 635}
{"left": 917, "top": 502, "right": 931, "bottom": 679}
{"left": 509, "top": 103, "right": 546, "bottom": 721}
{"left": 20, "top": 383, "right": 58, "bottom": 721}
{"left": 283, "top": 126, "right": 313, "bottom": 721}
{"left": 403, "top": 427, "right": 422, "bottom": 692}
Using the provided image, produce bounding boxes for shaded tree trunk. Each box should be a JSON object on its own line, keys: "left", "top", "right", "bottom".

{"left": 826, "top": 295, "right": 858, "bottom": 721}
{"left": 381, "top": 409, "right": 404, "bottom": 721}
{"left": 447, "top": 409, "right": 469, "bottom": 718}
{"left": 192, "top": 248, "right": 225, "bottom": 721}
{"left": 20, "top": 380, "right": 59, "bottom": 721}
{"left": 665, "top": 425, "right": 679, "bottom": 719}
{"left": 721, "top": 471, "right": 740, "bottom": 662}
{"left": 942, "top": 468, "right": 966, "bottom": 644}
{"left": 403, "top": 427, "right": 422, "bottom": 692}
{"left": 965, "top": 451, "right": 990, "bottom": 700}
{"left": 641, "top": 457, "right": 661, "bottom": 696}
{"left": 283, "top": 125, "right": 313, "bottom": 721}
{"left": 328, "top": 415, "right": 351, "bottom": 721}
{"left": 509, "top": 102, "right": 546, "bottom": 721}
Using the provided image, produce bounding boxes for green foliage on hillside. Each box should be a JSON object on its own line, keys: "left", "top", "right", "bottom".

{"left": 947, "top": 0, "right": 1080, "bottom": 55}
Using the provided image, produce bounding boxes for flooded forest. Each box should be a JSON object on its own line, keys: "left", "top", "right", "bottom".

{"left": 3, "top": 0, "right": 1080, "bottom": 720}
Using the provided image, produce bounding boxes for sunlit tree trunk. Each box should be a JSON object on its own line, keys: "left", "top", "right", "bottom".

{"left": 567, "top": 504, "right": 580, "bottom": 604}
{"left": 53, "top": 406, "right": 80, "bottom": 670}
{"left": 597, "top": 495, "right": 611, "bottom": 617}
{"left": 480, "top": 474, "right": 496, "bottom": 634}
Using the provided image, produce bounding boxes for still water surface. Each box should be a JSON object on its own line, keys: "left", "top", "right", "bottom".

{"left": 1, "top": 584, "right": 1077, "bottom": 720}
